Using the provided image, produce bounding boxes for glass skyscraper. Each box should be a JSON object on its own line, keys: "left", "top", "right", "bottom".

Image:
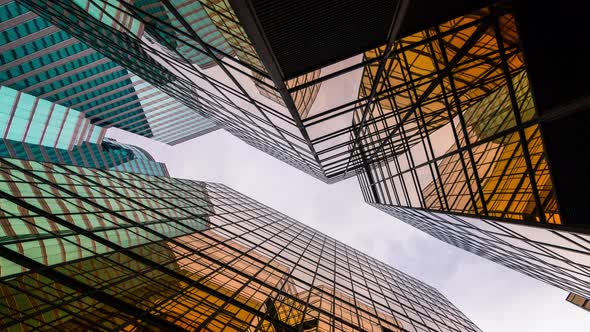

{"left": 0, "top": 0, "right": 218, "bottom": 145}
{"left": 103, "top": 138, "right": 170, "bottom": 176}
{"left": 0, "top": 85, "right": 169, "bottom": 176}
{"left": 0, "top": 157, "right": 481, "bottom": 331}
{"left": 14, "top": 0, "right": 335, "bottom": 181}
{"left": 3, "top": 0, "right": 588, "bottom": 313}
{"left": 351, "top": 5, "right": 590, "bottom": 300}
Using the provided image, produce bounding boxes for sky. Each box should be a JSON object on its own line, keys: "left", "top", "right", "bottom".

{"left": 109, "top": 127, "right": 590, "bottom": 331}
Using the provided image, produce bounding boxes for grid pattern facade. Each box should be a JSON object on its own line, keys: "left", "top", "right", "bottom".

{"left": 254, "top": 68, "right": 322, "bottom": 120}
{"left": 16, "top": 0, "right": 541, "bottom": 187}
{"left": 0, "top": 85, "right": 105, "bottom": 150}
{"left": 11, "top": 0, "right": 588, "bottom": 306}
{"left": 351, "top": 5, "right": 590, "bottom": 300}
{"left": 355, "top": 8, "right": 557, "bottom": 225}
{"left": 90, "top": 75, "right": 219, "bottom": 145}
{"left": 0, "top": 85, "right": 169, "bottom": 176}
{"left": 198, "top": 0, "right": 322, "bottom": 119}
{"left": 104, "top": 139, "right": 170, "bottom": 176}
{"left": 373, "top": 204, "right": 590, "bottom": 299}
{"left": 16, "top": 0, "right": 344, "bottom": 181}
{"left": 0, "top": 157, "right": 480, "bottom": 332}
{"left": 0, "top": 136, "right": 169, "bottom": 176}
{"left": 135, "top": 0, "right": 236, "bottom": 69}
{"left": 0, "top": 0, "right": 151, "bottom": 134}
{"left": 0, "top": 0, "right": 217, "bottom": 144}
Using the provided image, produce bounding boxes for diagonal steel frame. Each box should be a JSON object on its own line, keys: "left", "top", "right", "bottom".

{"left": 228, "top": 0, "right": 328, "bottom": 177}
{"left": 341, "top": 0, "right": 410, "bottom": 179}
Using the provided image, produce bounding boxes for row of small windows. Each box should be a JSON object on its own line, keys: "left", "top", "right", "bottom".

{"left": 3, "top": 52, "right": 104, "bottom": 90}
{"left": 0, "top": 1, "right": 31, "bottom": 20}
{"left": 0, "top": 30, "right": 71, "bottom": 65}
{"left": 0, "top": 140, "right": 138, "bottom": 169}
{"left": 0, "top": 16, "right": 53, "bottom": 46}
{"left": 28, "top": 62, "right": 124, "bottom": 100}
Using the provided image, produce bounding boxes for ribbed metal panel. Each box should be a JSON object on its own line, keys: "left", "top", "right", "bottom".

{"left": 249, "top": 0, "right": 492, "bottom": 79}
{"left": 399, "top": 0, "right": 493, "bottom": 37}
{"left": 251, "top": 0, "right": 396, "bottom": 79}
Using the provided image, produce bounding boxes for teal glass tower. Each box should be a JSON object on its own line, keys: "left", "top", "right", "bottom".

{"left": 0, "top": 0, "right": 218, "bottom": 145}
{"left": 0, "top": 85, "right": 169, "bottom": 176}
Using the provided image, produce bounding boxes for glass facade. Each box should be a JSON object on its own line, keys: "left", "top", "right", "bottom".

{"left": 198, "top": 0, "right": 322, "bottom": 119}
{"left": 0, "top": 85, "right": 104, "bottom": 149}
{"left": 14, "top": 0, "right": 549, "bottom": 187}
{"left": 0, "top": 85, "right": 169, "bottom": 176}
{"left": 16, "top": 0, "right": 335, "bottom": 181}
{"left": 134, "top": 0, "right": 235, "bottom": 69}
{"left": 373, "top": 205, "right": 590, "bottom": 299}
{"left": 7, "top": 0, "right": 588, "bottom": 311}
{"left": 104, "top": 138, "right": 170, "bottom": 177}
{"left": 0, "top": 0, "right": 217, "bottom": 145}
{"left": 355, "top": 10, "right": 552, "bottom": 224}
{"left": 353, "top": 6, "right": 590, "bottom": 303}
{"left": 0, "top": 157, "right": 481, "bottom": 331}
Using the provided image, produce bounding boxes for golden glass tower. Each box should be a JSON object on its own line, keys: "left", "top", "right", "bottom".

{"left": 0, "top": 157, "right": 481, "bottom": 331}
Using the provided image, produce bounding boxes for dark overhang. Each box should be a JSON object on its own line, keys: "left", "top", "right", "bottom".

{"left": 232, "top": 0, "right": 492, "bottom": 80}
{"left": 399, "top": 0, "right": 495, "bottom": 42}
{"left": 512, "top": 1, "right": 590, "bottom": 231}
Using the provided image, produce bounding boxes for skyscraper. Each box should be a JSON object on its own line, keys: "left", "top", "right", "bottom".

{"left": 0, "top": 0, "right": 218, "bottom": 145}
{"left": 6, "top": 0, "right": 589, "bottom": 310}
{"left": 134, "top": 0, "right": 236, "bottom": 69}
{"left": 0, "top": 157, "right": 481, "bottom": 331}
{"left": 103, "top": 138, "right": 170, "bottom": 176}
{"left": 0, "top": 85, "right": 169, "bottom": 176}
{"left": 353, "top": 4, "right": 590, "bottom": 301}
{"left": 15, "top": 0, "right": 338, "bottom": 181}
{"left": 229, "top": 0, "right": 590, "bottom": 309}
